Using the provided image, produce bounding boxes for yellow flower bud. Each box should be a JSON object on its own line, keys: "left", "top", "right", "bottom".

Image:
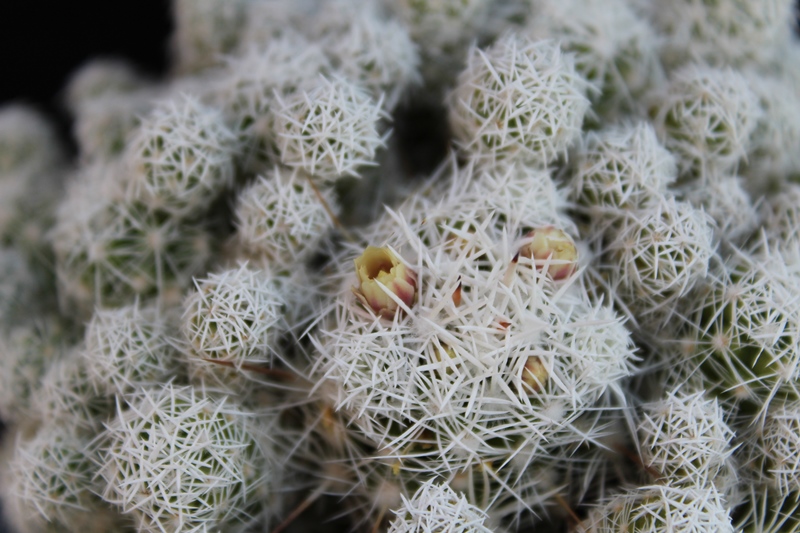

{"left": 521, "top": 356, "right": 548, "bottom": 393}
{"left": 353, "top": 246, "right": 417, "bottom": 318}
{"left": 520, "top": 226, "right": 578, "bottom": 281}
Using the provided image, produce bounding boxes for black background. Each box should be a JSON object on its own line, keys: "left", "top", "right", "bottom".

{"left": 0, "top": 1, "right": 172, "bottom": 152}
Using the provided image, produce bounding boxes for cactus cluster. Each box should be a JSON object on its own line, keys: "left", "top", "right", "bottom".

{"left": 1, "top": 1, "right": 800, "bottom": 532}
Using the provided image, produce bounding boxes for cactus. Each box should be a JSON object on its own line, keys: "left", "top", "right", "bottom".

{"left": 123, "top": 94, "right": 238, "bottom": 218}
{"left": 233, "top": 165, "right": 337, "bottom": 267}
{"left": 388, "top": 479, "right": 495, "bottom": 533}
{"left": 99, "top": 383, "right": 273, "bottom": 533}
{"left": 273, "top": 74, "right": 389, "bottom": 180}
{"left": 83, "top": 302, "right": 182, "bottom": 397}
{"left": 448, "top": 34, "right": 590, "bottom": 168}
{"left": 649, "top": 65, "right": 760, "bottom": 179}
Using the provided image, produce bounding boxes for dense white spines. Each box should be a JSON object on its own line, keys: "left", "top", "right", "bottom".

{"left": 649, "top": 66, "right": 760, "bottom": 178}
{"left": 560, "top": 304, "right": 639, "bottom": 404}
{"left": 171, "top": 0, "right": 249, "bottom": 74}
{"left": 218, "top": 31, "right": 331, "bottom": 170}
{"left": 580, "top": 484, "right": 733, "bottom": 533}
{"left": 315, "top": 171, "right": 635, "bottom": 478}
{"left": 9, "top": 425, "right": 124, "bottom": 532}
{"left": 644, "top": 0, "right": 796, "bottom": 69}
{"left": 273, "top": 75, "right": 388, "bottom": 180}
{"left": 603, "top": 197, "right": 715, "bottom": 321}
{"left": 448, "top": 35, "right": 590, "bottom": 168}
{"left": 525, "top": 0, "right": 663, "bottom": 121}
{"left": 571, "top": 122, "right": 677, "bottom": 219}
{"left": 682, "top": 173, "right": 757, "bottom": 243}
{"left": 322, "top": 13, "right": 421, "bottom": 108}
{"left": 124, "top": 94, "right": 237, "bottom": 217}
{"left": 638, "top": 390, "right": 736, "bottom": 488}
{"left": 52, "top": 192, "right": 212, "bottom": 318}
{"left": 388, "top": 480, "right": 494, "bottom": 533}
{"left": 760, "top": 400, "right": 800, "bottom": 494}
{"left": 3, "top": 4, "right": 800, "bottom": 532}
{"left": 181, "top": 264, "right": 287, "bottom": 370}
{"left": 681, "top": 243, "right": 800, "bottom": 404}
{"left": 34, "top": 350, "right": 114, "bottom": 434}
{"left": 467, "top": 161, "right": 570, "bottom": 230}
{"left": 99, "top": 384, "right": 272, "bottom": 532}
{"left": 83, "top": 303, "right": 181, "bottom": 396}
{"left": 233, "top": 166, "right": 337, "bottom": 267}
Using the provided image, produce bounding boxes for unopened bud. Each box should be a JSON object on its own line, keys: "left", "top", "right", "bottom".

{"left": 522, "top": 356, "right": 548, "bottom": 393}
{"left": 354, "top": 246, "right": 417, "bottom": 318}
{"left": 520, "top": 227, "right": 578, "bottom": 281}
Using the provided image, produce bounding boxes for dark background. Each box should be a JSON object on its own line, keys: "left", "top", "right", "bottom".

{"left": 0, "top": 0, "right": 173, "bottom": 152}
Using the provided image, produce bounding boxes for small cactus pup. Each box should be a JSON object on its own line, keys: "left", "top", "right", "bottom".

{"left": 602, "top": 196, "right": 715, "bottom": 328}
{"left": 123, "top": 94, "right": 238, "bottom": 218}
{"left": 649, "top": 65, "right": 760, "bottom": 180}
{"left": 214, "top": 30, "right": 331, "bottom": 173}
{"left": 518, "top": 226, "right": 578, "bottom": 281}
{"left": 7, "top": 424, "right": 132, "bottom": 533}
{"left": 387, "top": 479, "right": 495, "bottom": 533}
{"left": 681, "top": 242, "right": 800, "bottom": 409}
{"left": 638, "top": 389, "right": 737, "bottom": 493}
{"left": 569, "top": 121, "right": 677, "bottom": 225}
{"left": 51, "top": 161, "right": 213, "bottom": 319}
{"left": 99, "top": 383, "right": 273, "bottom": 533}
{"left": 524, "top": 0, "right": 663, "bottom": 123}
{"left": 272, "top": 74, "right": 389, "bottom": 182}
{"left": 82, "top": 302, "right": 183, "bottom": 397}
{"left": 352, "top": 245, "right": 417, "bottom": 319}
{"left": 233, "top": 165, "right": 338, "bottom": 268}
{"left": 579, "top": 484, "right": 734, "bottom": 533}
{"left": 643, "top": 0, "right": 796, "bottom": 69}
{"left": 448, "top": 33, "right": 591, "bottom": 169}
{"left": 181, "top": 263, "right": 287, "bottom": 391}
